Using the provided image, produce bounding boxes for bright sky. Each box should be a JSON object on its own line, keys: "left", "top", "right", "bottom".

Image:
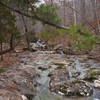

{"left": 33, "top": 0, "right": 45, "bottom": 7}
{"left": 34, "top": 0, "right": 72, "bottom": 7}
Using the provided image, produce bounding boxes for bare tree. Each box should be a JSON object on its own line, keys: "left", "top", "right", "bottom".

{"left": 80, "top": 0, "right": 86, "bottom": 25}
{"left": 73, "top": 0, "right": 77, "bottom": 25}
{"left": 91, "top": 0, "right": 100, "bottom": 33}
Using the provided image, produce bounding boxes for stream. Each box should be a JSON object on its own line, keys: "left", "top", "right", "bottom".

{"left": 20, "top": 51, "right": 100, "bottom": 100}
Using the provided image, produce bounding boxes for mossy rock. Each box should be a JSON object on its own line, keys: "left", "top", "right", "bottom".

{"left": 56, "top": 65, "right": 66, "bottom": 69}
{"left": 90, "top": 71, "right": 100, "bottom": 76}
{"left": 50, "top": 80, "right": 93, "bottom": 97}
{"left": 84, "top": 71, "right": 100, "bottom": 82}
{"left": 54, "top": 63, "right": 65, "bottom": 67}
{"left": 25, "top": 94, "right": 33, "bottom": 100}
{"left": 72, "top": 72, "right": 81, "bottom": 78}
{"left": 0, "top": 68, "right": 5, "bottom": 74}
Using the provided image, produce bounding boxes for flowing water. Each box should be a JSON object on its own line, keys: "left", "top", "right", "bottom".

{"left": 27, "top": 52, "right": 100, "bottom": 100}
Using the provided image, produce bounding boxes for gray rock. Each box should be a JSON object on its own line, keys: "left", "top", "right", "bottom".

{"left": 0, "top": 89, "right": 28, "bottom": 100}
{"left": 83, "top": 68, "right": 100, "bottom": 82}
{"left": 94, "top": 78, "right": 100, "bottom": 88}
{"left": 0, "top": 67, "right": 39, "bottom": 95}
{"left": 50, "top": 80, "right": 93, "bottom": 97}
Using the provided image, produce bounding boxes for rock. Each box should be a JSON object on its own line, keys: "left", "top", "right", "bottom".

{"left": 36, "top": 40, "right": 47, "bottom": 49}
{"left": 54, "top": 44, "right": 74, "bottom": 55}
{"left": 30, "top": 40, "right": 47, "bottom": 50}
{"left": 49, "top": 67, "right": 70, "bottom": 91}
{"left": 83, "top": 69, "right": 100, "bottom": 82}
{"left": 30, "top": 43, "right": 38, "bottom": 51}
{"left": 25, "top": 94, "right": 34, "bottom": 100}
{"left": 54, "top": 44, "right": 63, "bottom": 50}
{"left": 38, "top": 66, "right": 48, "bottom": 71}
{"left": 54, "top": 44, "right": 64, "bottom": 54}
{"left": 14, "top": 48, "right": 23, "bottom": 53}
{"left": 94, "top": 79, "right": 100, "bottom": 88}
{"left": 0, "top": 89, "right": 28, "bottom": 100}
{"left": 0, "top": 66, "right": 39, "bottom": 95}
{"left": 72, "top": 72, "right": 81, "bottom": 78}
{"left": 53, "top": 60, "right": 68, "bottom": 66}
{"left": 22, "top": 95, "right": 28, "bottom": 100}
{"left": 50, "top": 80, "right": 93, "bottom": 97}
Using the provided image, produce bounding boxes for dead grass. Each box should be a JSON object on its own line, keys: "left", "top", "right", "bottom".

{"left": 47, "top": 35, "right": 73, "bottom": 47}
{"left": 0, "top": 52, "right": 18, "bottom": 68}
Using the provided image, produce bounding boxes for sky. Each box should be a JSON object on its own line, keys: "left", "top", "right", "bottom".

{"left": 33, "top": 0, "right": 45, "bottom": 7}
{"left": 34, "top": 0, "right": 72, "bottom": 7}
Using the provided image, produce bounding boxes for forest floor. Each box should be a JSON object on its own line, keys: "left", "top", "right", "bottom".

{"left": 0, "top": 45, "right": 100, "bottom": 100}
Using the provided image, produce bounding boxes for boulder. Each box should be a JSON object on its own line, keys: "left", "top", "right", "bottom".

{"left": 94, "top": 79, "right": 100, "bottom": 88}
{"left": 54, "top": 44, "right": 74, "bottom": 55}
{"left": 50, "top": 80, "right": 93, "bottom": 97}
{"left": 30, "top": 40, "right": 47, "bottom": 50}
{"left": 83, "top": 68, "right": 100, "bottom": 82}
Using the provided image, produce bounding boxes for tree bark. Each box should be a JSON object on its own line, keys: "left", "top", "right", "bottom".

{"left": 0, "top": 41, "right": 3, "bottom": 61}
{"left": 91, "top": 0, "right": 100, "bottom": 34}
{"left": 21, "top": 15, "right": 30, "bottom": 50}
{"left": 80, "top": 0, "right": 86, "bottom": 25}
{"left": 73, "top": 0, "right": 77, "bottom": 25}
{"left": 0, "top": 1, "right": 69, "bottom": 30}
{"left": 10, "top": 33, "right": 14, "bottom": 50}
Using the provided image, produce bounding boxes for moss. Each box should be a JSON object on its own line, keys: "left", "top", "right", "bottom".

{"left": 90, "top": 71, "right": 100, "bottom": 76}
{"left": 54, "top": 63, "right": 65, "bottom": 66}
{"left": 84, "top": 71, "right": 100, "bottom": 82}
{"left": 57, "top": 65, "right": 66, "bottom": 69}
{"left": 59, "top": 84, "right": 68, "bottom": 95}
{"left": 38, "top": 66, "right": 47, "bottom": 71}
{"left": 72, "top": 80, "right": 82, "bottom": 84}
{"left": 84, "top": 77, "right": 97, "bottom": 82}
{"left": 89, "top": 68, "right": 97, "bottom": 71}
{"left": 73, "top": 72, "right": 81, "bottom": 77}
{"left": 90, "top": 71, "right": 100, "bottom": 79}
{"left": 56, "top": 98, "right": 61, "bottom": 100}
{"left": 25, "top": 94, "right": 33, "bottom": 100}
{"left": 0, "top": 68, "right": 5, "bottom": 74}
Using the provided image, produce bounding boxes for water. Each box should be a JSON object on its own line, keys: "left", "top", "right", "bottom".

{"left": 30, "top": 53, "right": 100, "bottom": 100}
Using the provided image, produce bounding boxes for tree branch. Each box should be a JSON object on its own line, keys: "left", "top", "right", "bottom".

{"left": 0, "top": 1, "right": 69, "bottom": 30}
{"left": 65, "top": 3, "right": 97, "bottom": 32}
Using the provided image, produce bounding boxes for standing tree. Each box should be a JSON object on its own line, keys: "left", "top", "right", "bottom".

{"left": 1, "top": 0, "right": 61, "bottom": 50}
{"left": 0, "top": 4, "right": 19, "bottom": 61}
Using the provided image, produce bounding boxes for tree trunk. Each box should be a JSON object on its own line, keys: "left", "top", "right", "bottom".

{"left": 73, "top": 0, "right": 77, "bottom": 25}
{"left": 21, "top": 15, "right": 30, "bottom": 49}
{"left": 91, "top": 0, "right": 100, "bottom": 34}
{"left": 10, "top": 33, "right": 14, "bottom": 50}
{"left": 63, "top": 0, "right": 66, "bottom": 26}
{"left": 0, "top": 41, "right": 3, "bottom": 61}
{"left": 80, "top": 0, "right": 86, "bottom": 25}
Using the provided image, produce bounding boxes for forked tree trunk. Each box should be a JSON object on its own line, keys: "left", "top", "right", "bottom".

{"left": 21, "top": 15, "right": 30, "bottom": 50}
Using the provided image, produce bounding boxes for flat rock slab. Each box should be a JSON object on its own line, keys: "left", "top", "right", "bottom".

{"left": 0, "top": 89, "right": 28, "bottom": 100}
{"left": 0, "top": 64, "right": 40, "bottom": 100}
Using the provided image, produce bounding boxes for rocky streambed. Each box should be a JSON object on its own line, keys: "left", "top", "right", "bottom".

{"left": 0, "top": 51, "right": 100, "bottom": 100}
